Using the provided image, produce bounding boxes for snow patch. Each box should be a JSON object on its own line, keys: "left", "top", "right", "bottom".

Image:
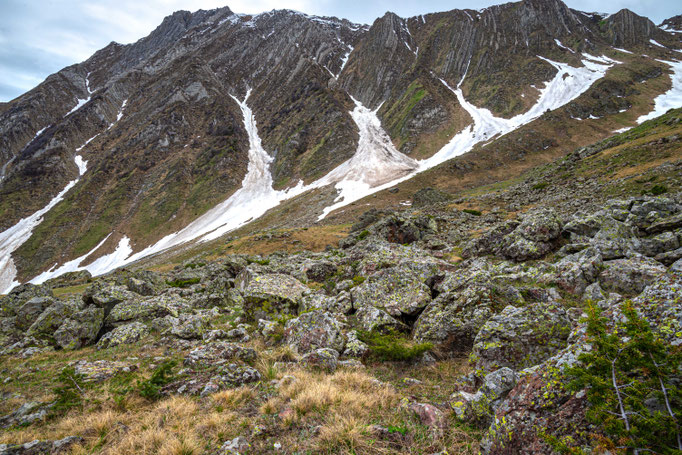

{"left": 613, "top": 47, "right": 633, "bottom": 54}
{"left": 555, "top": 39, "right": 575, "bottom": 53}
{"left": 65, "top": 72, "right": 93, "bottom": 117}
{"left": 650, "top": 39, "right": 666, "bottom": 48}
{"left": 636, "top": 59, "right": 682, "bottom": 124}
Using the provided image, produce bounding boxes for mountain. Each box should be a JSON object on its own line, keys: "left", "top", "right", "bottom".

{"left": 1, "top": 0, "right": 681, "bottom": 293}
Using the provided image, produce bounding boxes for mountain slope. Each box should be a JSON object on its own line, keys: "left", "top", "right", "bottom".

{"left": 1, "top": 0, "right": 681, "bottom": 293}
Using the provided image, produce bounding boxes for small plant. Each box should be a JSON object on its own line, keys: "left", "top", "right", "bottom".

{"left": 352, "top": 275, "right": 366, "bottom": 286}
{"left": 650, "top": 184, "right": 668, "bottom": 195}
{"left": 166, "top": 277, "right": 201, "bottom": 288}
{"left": 356, "top": 230, "right": 370, "bottom": 241}
{"left": 463, "top": 209, "right": 482, "bottom": 216}
{"left": 52, "top": 366, "right": 86, "bottom": 415}
{"left": 387, "top": 425, "right": 408, "bottom": 435}
{"left": 137, "top": 360, "right": 177, "bottom": 400}
{"left": 358, "top": 330, "right": 433, "bottom": 361}
{"left": 532, "top": 182, "right": 550, "bottom": 190}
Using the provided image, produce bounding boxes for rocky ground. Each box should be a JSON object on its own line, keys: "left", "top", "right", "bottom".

{"left": 1, "top": 111, "right": 682, "bottom": 454}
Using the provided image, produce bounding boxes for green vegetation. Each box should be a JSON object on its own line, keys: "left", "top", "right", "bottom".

{"left": 52, "top": 366, "right": 86, "bottom": 416}
{"left": 532, "top": 182, "right": 550, "bottom": 191}
{"left": 165, "top": 277, "right": 201, "bottom": 288}
{"left": 565, "top": 304, "right": 682, "bottom": 454}
{"left": 136, "top": 360, "right": 177, "bottom": 400}
{"left": 358, "top": 330, "right": 433, "bottom": 362}
{"left": 463, "top": 209, "right": 482, "bottom": 216}
{"left": 357, "top": 230, "right": 370, "bottom": 241}
{"left": 650, "top": 184, "right": 668, "bottom": 195}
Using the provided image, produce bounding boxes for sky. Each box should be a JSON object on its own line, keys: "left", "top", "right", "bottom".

{"left": 0, "top": 0, "right": 679, "bottom": 102}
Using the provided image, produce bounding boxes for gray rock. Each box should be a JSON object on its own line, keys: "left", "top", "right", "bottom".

{"left": 169, "top": 314, "right": 208, "bottom": 339}
{"left": 54, "top": 306, "right": 104, "bottom": 350}
{"left": 451, "top": 367, "right": 518, "bottom": 426}
{"left": 300, "top": 348, "right": 339, "bottom": 372}
{"left": 284, "top": 310, "right": 345, "bottom": 354}
{"left": 236, "top": 270, "right": 307, "bottom": 319}
{"left": 96, "top": 322, "right": 150, "bottom": 349}
{"left": 351, "top": 266, "right": 431, "bottom": 317}
{"left": 471, "top": 302, "right": 572, "bottom": 376}
{"left": 15, "top": 297, "right": 54, "bottom": 330}
{"left": 220, "top": 436, "right": 251, "bottom": 455}
{"left": 599, "top": 255, "right": 667, "bottom": 295}
{"left": 184, "top": 342, "right": 257, "bottom": 367}
{"left": 354, "top": 305, "right": 406, "bottom": 334}
{"left": 26, "top": 302, "right": 76, "bottom": 343}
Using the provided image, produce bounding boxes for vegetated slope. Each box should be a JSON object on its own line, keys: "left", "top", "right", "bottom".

{"left": 0, "top": 108, "right": 680, "bottom": 454}
{"left": 0, "top": 0, "right": 681, "bottom": 292}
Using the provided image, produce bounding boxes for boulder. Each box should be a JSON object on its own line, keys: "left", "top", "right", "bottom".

{"left": 220, "top": 436, "right": 251, "bottom": 455}
{"left": 15, "top": 297, "right": 54, "bottom": 330}
{"left": 300, "top": 348, "right": 339, "bottom": 372}
{"left": 304, "top": 260, "right": 337, "bottom": 282}
{"left": 284, "top": 310, "right": 345, "bottom": 354}
{"left": 236, "top": 270, "right": 307, "bottom": 319}
{"left": 354, "top": 305, "right": 407, "bottom": 334}
{"left": 26, "top": 302, "right": 76, "bottom": 342}
{"left": 471, "top": 302, "right": 572, "bottom": 376}
{"left": 351, "top": 266, "right": 431, "bottom": 317}
{"left": 555, "top": 247, "right": 603, "bottom": 295}
{"left": 169, "top": 314, "right": 209, "bottom": 339}
{"left": 599, "top": 255, "right": 667, "bottom": 295}
{"left": 184, "top": 342, "right": 257, "bottom": 367}
{"left": 451, "top": 367, "right": 518, "bottom": 426}
{"left": 413, "top": 280, "right": 514, "bottom": 351}
{"left": 96, "top": 322, "right": 150, "bottom": 350}
{"left": 73, "top": 360, "right": 137, "bottom": 382}
{"left": 82, "top": 282, "right": 136, "bottom": 314}
{"left": 54, "top": 306, "right": 104, "bottom": 350}
{"left": 0, "top": 284, "right": 53, "bottom": 318}
{"left": 500, "top": 209, "right": 562, "bottom": 261}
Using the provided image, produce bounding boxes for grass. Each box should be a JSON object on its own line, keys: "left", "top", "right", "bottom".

{"left": 358, "top": 330, "right": 434, "bottom": 362}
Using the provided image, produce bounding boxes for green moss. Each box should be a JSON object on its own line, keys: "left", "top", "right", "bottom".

{"left": 463, "top": 209, "right": 482, "bottom": 216}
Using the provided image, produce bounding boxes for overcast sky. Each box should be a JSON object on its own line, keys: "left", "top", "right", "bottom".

{"left": 0, "top": 0, "right": 679, "bottom": 102}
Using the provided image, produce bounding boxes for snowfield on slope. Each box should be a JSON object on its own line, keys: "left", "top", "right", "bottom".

{"left": 637, "top": 59, "right": 682, "bottom": 124}
{"left": 0, "top": 155, "right": 88, "bottom": 294}
{"left": 12, "top": 54, "right": 619, "bottom": 288}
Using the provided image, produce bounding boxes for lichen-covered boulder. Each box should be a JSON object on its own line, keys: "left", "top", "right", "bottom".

{"left": 54, "top": 306, "right": 104, "bottom": 350}
{"left": 304, "top": 260, "right": 337, "bottom": 282}
{"left": 126, "top": 277, "right": 157, "bottom": 296}
{"left": 354, "top": 305, "right": 407, "bottom": 334}
{"left": 500, "top": 208, "right": 563, "bottom": 261}
{"left": 301, "top": 292, "right": 352, "bottom": 315}
{"left": 351, "top": 266, "right": 431, "bottom": 317}
{"left": 0, "top": 283, "right": 54, "bottom": 318}
{"left": 451, "top": 367, "right": 518, "bottom": 427}
{"left": 413, "top": 280, "right": 516, "bottom": 351}
{"left": 373, "top": 212, "right": 438, "bottom": 245}
{"left": 26, "top": 302, "right": 77, "bottom": 342}
{"left": 15, "top": 297, "right": 54, "bottom": 330}
{"left": 598, "top": 255, "right": 667, "bottom": 295}
{"left": 300, "top": 348, "right": 339, "bottom": 372}
{"left": 343, "top": 330, "right": 369, "bottom": 358}
{"left": 555, "top": 247, "right": 603, "bottom": 295}
{"left": 105, "top": 299, "right": 166, "bottom": 328}
{"left": 82, "top": 282, "right": 136, "bottom": 314}
{"left": 96, "top": 322, "right": 150, "bottom": 349}
{"left": 236, "top": 270, "right": 307, "bottom": 319}
{"left": 284, "top": 310, "right": 345, "bottom": 354}
{"left": 73, "top": 360, "right": 137, "bottom": 382}
{"left": 471, "top": 302, "right": 572, "bottom": 376}
{"left": 169, "top": 313, "right": 209, "bottom": 339}
{"left": 184, "top": 342, "right": 257, "bottom": 367}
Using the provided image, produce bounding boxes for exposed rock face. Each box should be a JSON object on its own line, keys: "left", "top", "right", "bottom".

{"left": 284, "top": 310, "right": 345, "bottom": 354}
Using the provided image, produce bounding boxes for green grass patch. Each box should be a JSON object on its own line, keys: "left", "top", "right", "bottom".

{"left": 358, "top": 330, "right": 433, "bottom": 361}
